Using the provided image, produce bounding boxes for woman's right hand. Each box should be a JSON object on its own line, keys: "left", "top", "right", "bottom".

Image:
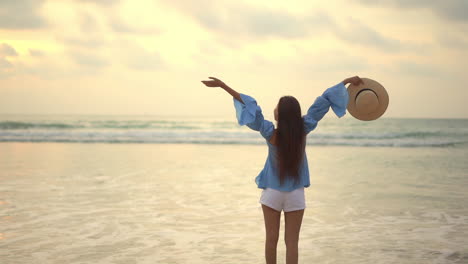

{"left": 201, "top": 77, "right": 227, "bottom": 88}
{"left": 343, "top": 76, "right": 364, "bottom": 86}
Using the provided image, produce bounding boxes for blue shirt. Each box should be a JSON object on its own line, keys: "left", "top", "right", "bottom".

{"left": 233, "top": 82, "right": 349, "bottom": 192}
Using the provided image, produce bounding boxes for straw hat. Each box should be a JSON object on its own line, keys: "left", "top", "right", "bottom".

{"left": 347, "top": 78, "right": 389, "bottom": 121}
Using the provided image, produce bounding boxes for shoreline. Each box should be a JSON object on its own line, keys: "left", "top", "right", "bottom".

{"left": 1, "top": 141, "right": 466, "bottom": 149}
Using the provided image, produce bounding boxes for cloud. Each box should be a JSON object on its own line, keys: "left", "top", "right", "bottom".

{"left": 0, "top": 57, "right": 14, "bottom": 79}
{"left": 332, "top": 18, "right": 406, "bottom": 52}
{"left": 19, "top": 63, "right": 76, "bottom": 80}
{"left": 29, "top": 49, "right": 45, "bottom": 57}
{"left": 397, "top": 61, "right": 439, "bottom": 76}
{"left": 69, "top": 50, "right": 109, "bottom": 68}
{"left": 60, "top": 36, "right": 107, "bottom": 49}
{"left": 109, "top": 19, "right": 138, "bottom": 33}
{"left": 226, "top": 6, "right": 332, "bottom": 38}
{"left": 357, "top": 0, "right": 468, "bottom": 22}
{"left": 0, "top": 43, "right": 17, "bottom": 78}
{"left": 54, "top": 12, "right": 108, "bottom": 52}
{"left": 437, "top": 32, "right": 468, "bottom": 49}
{"left": 294, "top": 49, "right": 371, "bottom": 74}
{"left": 108, "top": 39, "right": 164, "bottom": 71}
{"left": 108, "top": 17, "right": 161, "bottom": 34}
{"left": 73, "top": 0, "right": 121, "bottom": 6}
{"left": 0, "top": 58, "right": 13, "bottom": 68}
{"left": 0, "top": 43, "right": 18, "bottom": 56}
{"left": 124, "top": 50, "right": 163, "bottom": 71}
{"left": 79, "top": 11, "right": 100, "bottom": 33}
{"left": 163, "top": 0, "right": 418, "bottom": 53}
{"left": 0, "top": 0, "right": 47, "bottom": 29}
{"left": 163, "top": 0, "right": 334, "bottom": 39}
{"left": 390, "top": 61, "right": 454, "bottom": 79}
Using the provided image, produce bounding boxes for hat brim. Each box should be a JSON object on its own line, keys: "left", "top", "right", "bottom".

{"left": 347, "top": 78, "right": 389, "bottom": 121}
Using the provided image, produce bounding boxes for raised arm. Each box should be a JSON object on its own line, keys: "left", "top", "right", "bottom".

{"left": 201, "top": 76, "right": 274, "bottom": 140}
{"left": 303, "top": 76, "right": 363, "bottom": 134}
{"left": 201, "top": 77, "right": 243, "bottom": 103}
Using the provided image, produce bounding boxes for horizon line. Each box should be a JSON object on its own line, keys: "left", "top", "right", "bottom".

{"left": 0, "top": 113, "right": 467, "bottom": 120}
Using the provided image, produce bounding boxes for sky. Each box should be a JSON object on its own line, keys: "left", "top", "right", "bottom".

{"left": 0, "top": 0, "right": 467, "bottom": 119}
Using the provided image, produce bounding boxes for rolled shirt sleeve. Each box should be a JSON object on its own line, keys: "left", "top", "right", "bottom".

{"left": 303, "top": 82, "right": 349, "bottom": 135}
{"left": 233, "top": 93, "right": 275, "bottom": 140}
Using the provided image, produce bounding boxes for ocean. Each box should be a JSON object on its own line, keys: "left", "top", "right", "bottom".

{"left": 1, "top": 114, "right": 468, "bottom": 147}
{"left": 1, "top": 115, "right": 468, "bottom": 263}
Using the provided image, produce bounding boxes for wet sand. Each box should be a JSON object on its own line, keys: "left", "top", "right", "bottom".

{"left": 1, "top": 143, "right": 467, "bottom": 263}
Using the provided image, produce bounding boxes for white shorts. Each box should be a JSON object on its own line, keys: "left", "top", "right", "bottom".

{"left": 259, "top": 187, "right": 306, "bottom": 212}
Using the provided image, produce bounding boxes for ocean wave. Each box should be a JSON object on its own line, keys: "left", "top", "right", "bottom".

{"left": 0, "top": 121, "right": 77, "bottom": 129}
{"left": 1, "top": 117, "right": 467, "bottom": 148}
{"left": 0, "top": 121, "right": 201, "bottom": 130}
{"left": 311, "top": 131, "right": 461, "bottom": 140}
{"left": 1, "top": 121, "right": 463, "bottom": 139}
{"left": 0, "top": 136, "right": 465, "bottom": 147}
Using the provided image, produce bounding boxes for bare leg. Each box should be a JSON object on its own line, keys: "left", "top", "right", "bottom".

{"left": 262, "top": 204, "right": 281, "bottom": 264}
{"left": 284, "top": 209, "right": 304, "bottom": 264}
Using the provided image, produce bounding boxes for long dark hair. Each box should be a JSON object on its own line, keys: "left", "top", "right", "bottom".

{"left": 276, "top": 96, "right": 306, "bottom": 185}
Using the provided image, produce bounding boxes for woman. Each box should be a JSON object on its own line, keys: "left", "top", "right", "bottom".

{"left": 201, "top": 76, "right": 363, "bottom": 264}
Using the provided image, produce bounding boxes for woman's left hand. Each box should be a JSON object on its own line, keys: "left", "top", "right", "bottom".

{"left": 201, "top": 77, "right": 226, "bottom": 88}
{"left": 343, "top": 76, "right": 364, "bottom": 86}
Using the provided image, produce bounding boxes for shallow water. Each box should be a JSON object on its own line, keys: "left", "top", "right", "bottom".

{"left": 1, "top": 143, "right": 468, "bottom": 263}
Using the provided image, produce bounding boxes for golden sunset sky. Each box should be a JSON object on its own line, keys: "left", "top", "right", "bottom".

{"left": 0, "top": 0, "right": 467, "bottom": 118}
